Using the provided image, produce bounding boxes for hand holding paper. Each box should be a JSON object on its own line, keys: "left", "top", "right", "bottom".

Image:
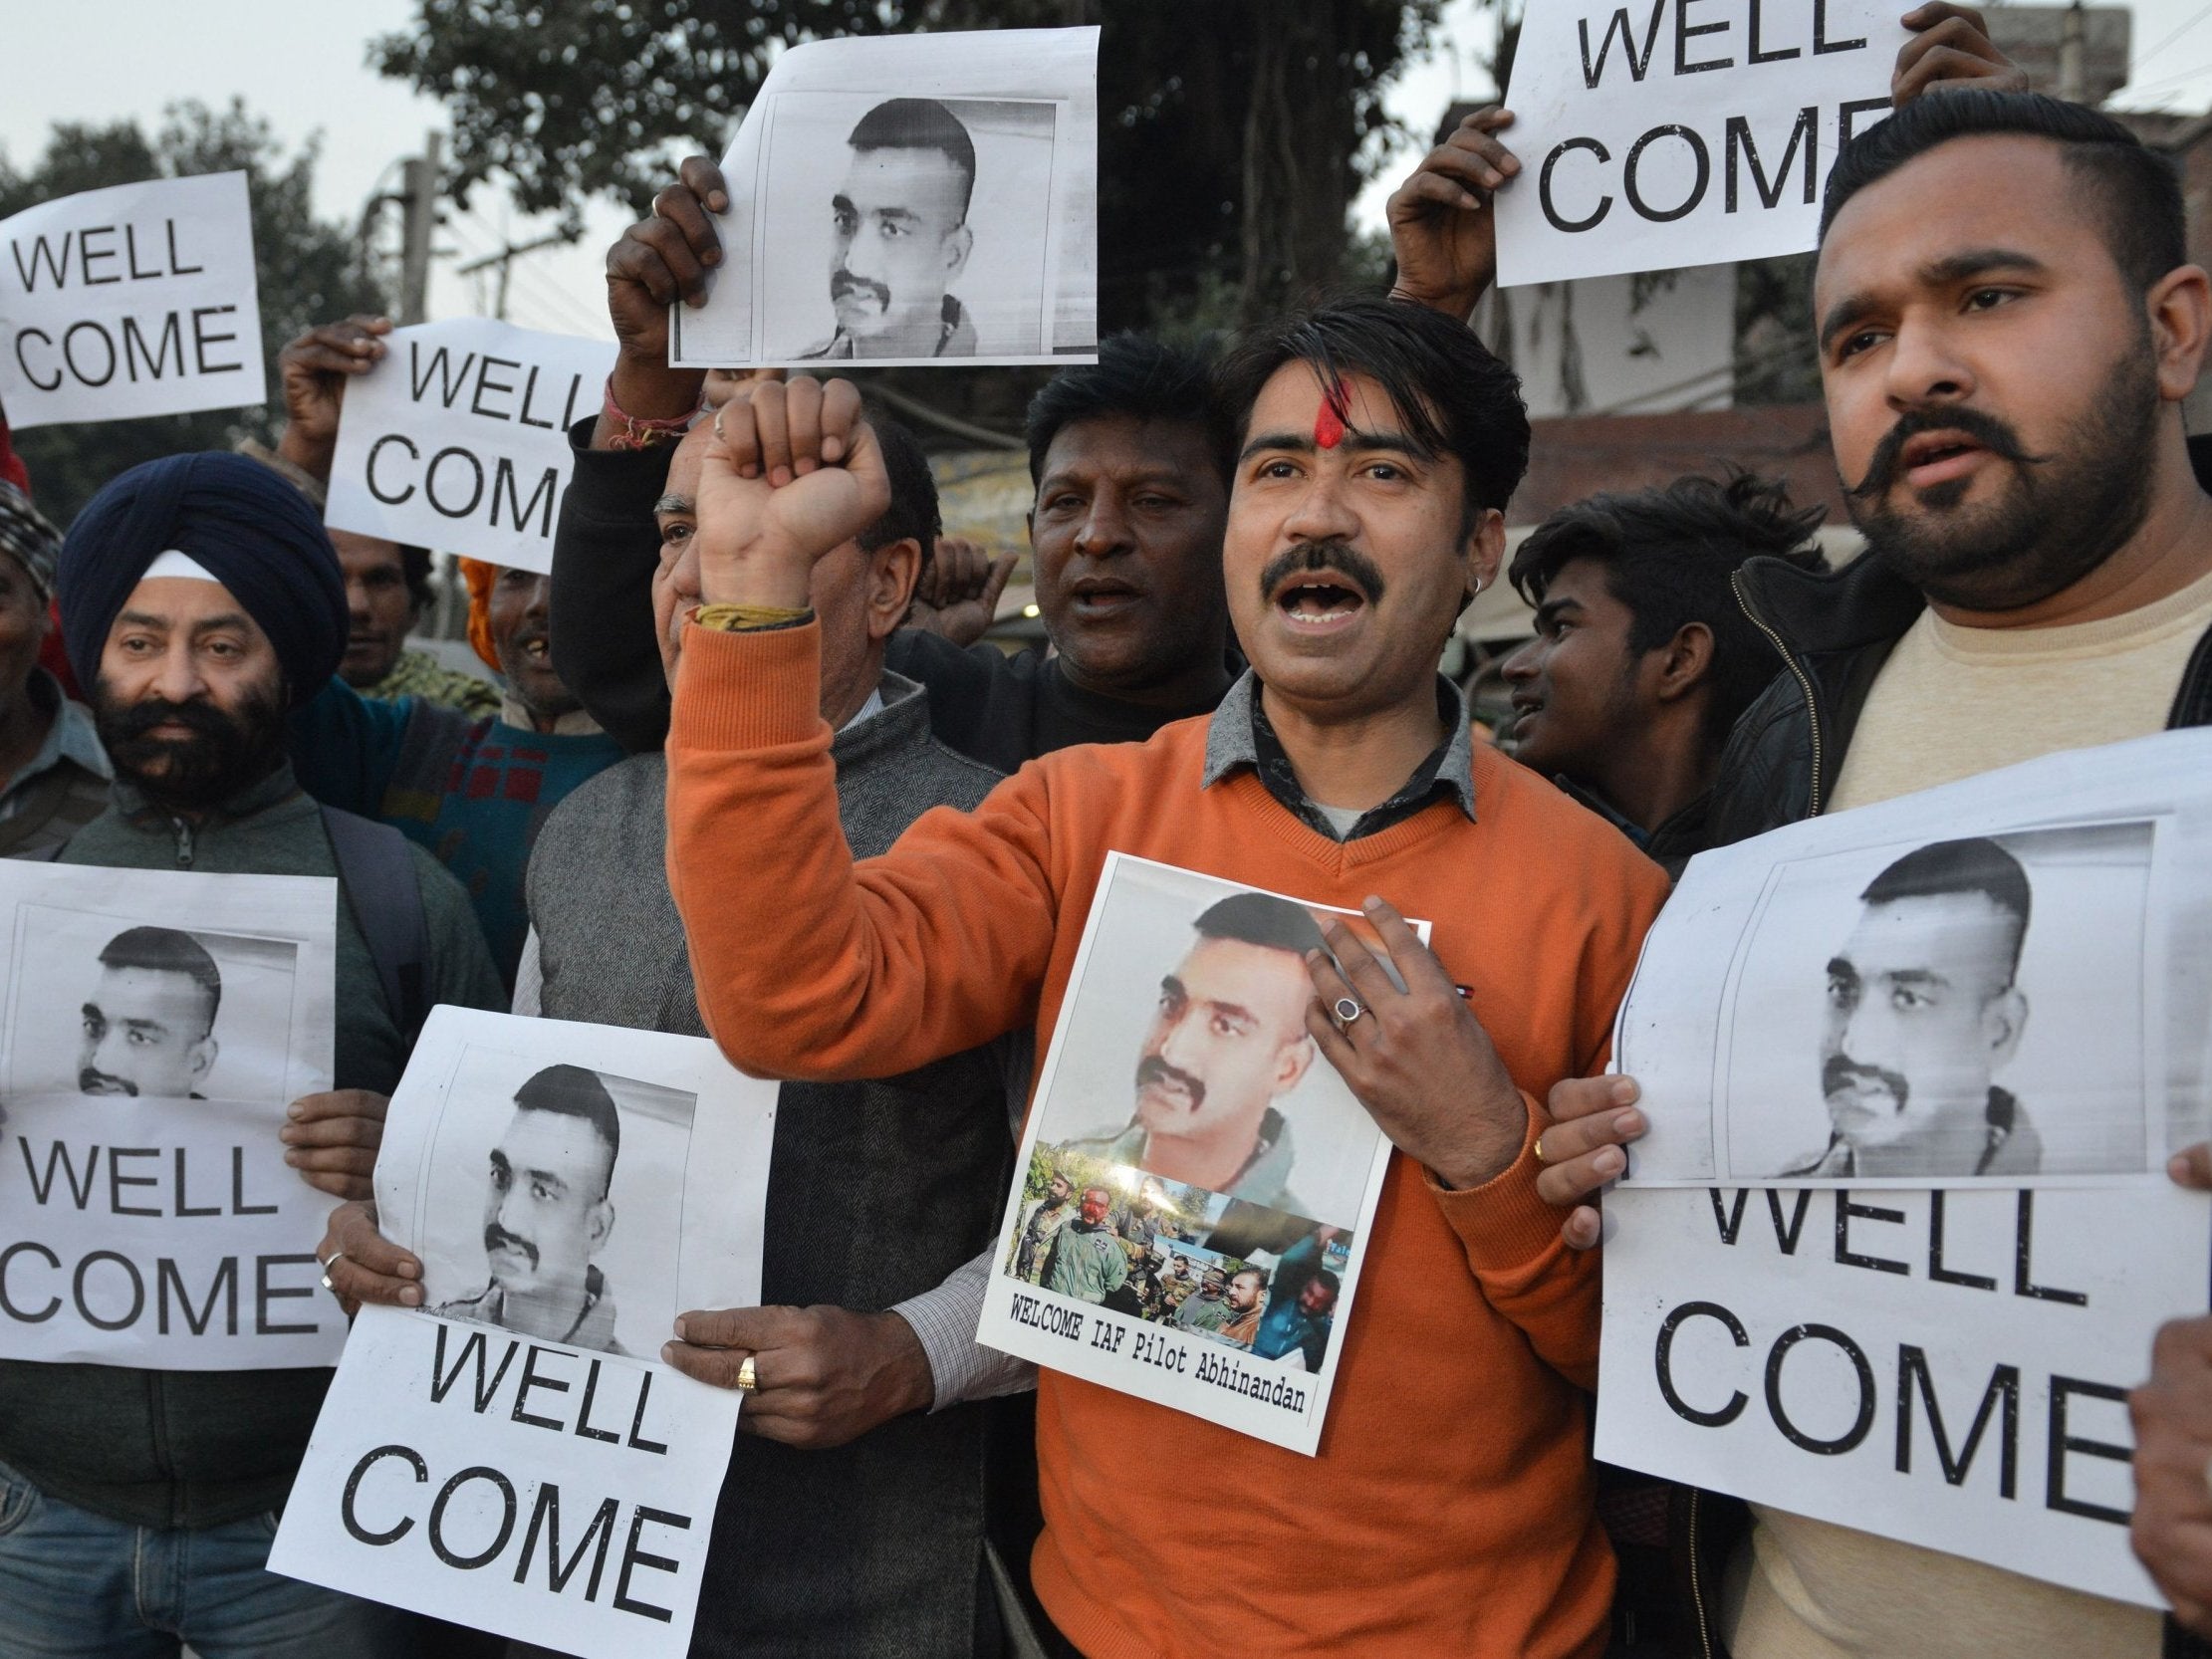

{"left": 1892, "top": 2, "right": 2030, "bottom": 102}
{"left": 280, "top": 1087, "right": 389, "bottom": 1201}
{"left": 663, "top": 1303, "right": 933, "bottom": 1450}
{"left": 694, "top": 376, "right": 885, "bottom": 610}
{"left": 2131, "top": 1312, "right": 2212, "bottom": 1636}
{"left": 314, "top": 1198, "right": 424, "bottom": 1315}
{"left": 1303, "top": 898, "right": 1528, "bottom": 1190}
{"left": 601, "top": 155, "right": 726, "bottom": 433}
{"left": 1385, "top": 107, "right": 1520, "bottom": 323}
{"left": 275, "top": 315, "right": 391, "bottom": 483}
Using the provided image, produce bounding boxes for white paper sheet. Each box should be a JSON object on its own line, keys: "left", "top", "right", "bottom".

{"left": 271, "top": 1007, "right": 778, "bottom": 1657}
{"left": 324, "top": 319, "right": 617, "bottom": 575}
{"left": 0, "top": 863, "right": 340, "bottom": 1368}
{"left": 1615, "top": 732, "right": 2212, "bottom": 1189}
{"left": 974, "top": 854, "right": 1405, "bottom": 1456}
{"left": 1495, "top": 0, "right": 1906, "bottom": 287}
{"left": 0, "top": 171, "right": 267, "bottom": 426}
{"left": 1598, "top": 1181, "right": 2208, "bottom": 1607}
{"left": 670, "top": 27, "right": 1099, "bottom": 369}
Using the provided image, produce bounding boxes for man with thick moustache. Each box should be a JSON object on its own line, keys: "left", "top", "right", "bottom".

{"left": 548, "top": 155, "right": 1237, "bottom": 770}
{"left": 1531, "top": 86, "right": 2212, "bottom": 1659}
{"left": 658, "top": 294, "right": 1667, "bottom": 1656}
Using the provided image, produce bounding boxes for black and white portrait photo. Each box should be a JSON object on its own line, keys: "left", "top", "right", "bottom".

{"left": 1692, "top": 821, "right": 2157, "bottom": 1183}
{"left": 668, "top": 26, "right": 1099, "bottom": 370}
{"left": 409, "top": 1047, "right": 700, "bottom": 1357}
{"left": 4, "top": 878, "right": 335, "bottom": 1105}
{"left": 1023, "top": 857, "right": 1395, "bottom": 1238}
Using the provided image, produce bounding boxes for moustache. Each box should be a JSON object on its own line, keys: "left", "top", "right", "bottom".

{"left": 1257, "top": 540, "right": 1389, "bottom": 607}
{"left": 103, "top": 697, "right": 240, "bottom": 745}
{"left": 1846, "top": 406, "right": 2050, "bottom": 500}
{"left": 1135, "top": 1054, "right": 1205, "bottom": 1109}
{"left": 831, "top": 270, "right": 891, "bottom": 311}
{"left": 79, "top": 1067, "right": 135, "bottom": 1096}
{"left": 485, "top": 1223, "right": 539, "bottom": 1270}
{"left": 1823, "top": 1054, "right": 1911, "bottom": 1113}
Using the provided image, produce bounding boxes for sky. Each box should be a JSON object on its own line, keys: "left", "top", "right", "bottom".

{"left": 6, "top": 0, "right": 2212, "bottom": 339}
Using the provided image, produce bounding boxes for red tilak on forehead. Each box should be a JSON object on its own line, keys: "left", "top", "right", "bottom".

{"left": 1313, "top": 376, "right": 1350, "bottom": 449}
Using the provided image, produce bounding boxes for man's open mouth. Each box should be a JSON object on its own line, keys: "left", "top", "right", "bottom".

{"left": 1068, "top": 577, "right": 1143, "bottom": 617}
{"left": 1898, "top": 429, "right": 1989, "bottom": 490}
{"left": 1271, "top": 573, "right": 1368, "bottom": 629}
{"left": 515, "top": 633, "right": 553, "bottom": 667}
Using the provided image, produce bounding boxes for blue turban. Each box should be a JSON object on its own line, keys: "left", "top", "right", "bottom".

{"left": 57, "top": 451, "right": 346, "bottom": 707}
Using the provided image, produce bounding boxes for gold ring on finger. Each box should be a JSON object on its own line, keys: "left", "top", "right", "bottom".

{"left": 1533, "top": 1136, "right": 1547, "bottom": 1165}
{"left": 736, "top": 1354, "right": 759, "bottom": 1391}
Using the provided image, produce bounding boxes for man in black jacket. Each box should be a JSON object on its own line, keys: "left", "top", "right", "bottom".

{"left": 550, "top": 157, "right": 1237, "bottom": 766}
{"left": 1537, "top": 87, "right": 2212, "bottom": 1659}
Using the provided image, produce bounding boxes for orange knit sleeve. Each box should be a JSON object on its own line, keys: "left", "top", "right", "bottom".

{"left": 664, "top": 618, "right": 1062, "bottom": 1081}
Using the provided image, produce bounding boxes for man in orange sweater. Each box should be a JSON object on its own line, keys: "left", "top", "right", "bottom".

{"left": 660, "top": 296, "right": 1670, "bottom": 1657}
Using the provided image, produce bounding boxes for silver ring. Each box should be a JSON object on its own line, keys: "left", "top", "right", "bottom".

{"left": 1334, "top": 997, "right": 1364, "bottom": 1027}
{"left": 319, "top": 1251, "right": 349, "bottom": 1292}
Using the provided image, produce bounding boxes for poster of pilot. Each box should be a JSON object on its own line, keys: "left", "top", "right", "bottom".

{"left": 373, "top": 1007, "right": 779, "bottom": 1360}
{"left": 977, "top": 854, "right": 1401, "bottom": 1455}
{"left": 0, "top": 863, "right": 342, "bottom": 1368}
{"left": 669, "top": 26, "right": 1099, "bottom": 370}
{"left": 1611, "top": 731, "right": 2212, "bottom": 1188}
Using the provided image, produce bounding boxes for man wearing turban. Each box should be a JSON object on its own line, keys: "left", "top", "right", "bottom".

{"left": 0, "top": 450, "right": 502, "bottom": 1657}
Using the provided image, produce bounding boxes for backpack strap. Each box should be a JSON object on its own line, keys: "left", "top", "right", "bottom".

{"left": 319, "top": 804, "right": 431, "bottom": 1050}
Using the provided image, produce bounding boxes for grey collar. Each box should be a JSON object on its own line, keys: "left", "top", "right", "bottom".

{"left": 830, "top": 671, "right": 932, "bottom": 771}
{"left": 1199, "top": 669, "right": 1478, "bottom": 822}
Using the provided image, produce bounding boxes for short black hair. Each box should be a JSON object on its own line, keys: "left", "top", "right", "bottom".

{"left": 1193, "top": 891, "right": 1327, "bottom": 957}
{"left": 1024, "top": 333, "right": 1235, "bottom": 489}
{"left": 1820, "top": 90, "right": 2186, "bottom": 295}
{"left": 98, "top": 926, "right": 221, "bottom": 1027}
{"left": 1860, "top": 837, "right": 2032, "bottom": 981}
{"left": 849, "top": 98, "right": 977, "bottom": 220}
{"left": 1509, "top": 472, "right": 1827, "bottom": 746}
{"left": 513, "top": 1064, "right": 622, "bottom": 1179}
{"left": 1219, "top": 295, "right": 1531, "bottom": 529}
{"left": 861, "top": 412, "right": 941, "bottom": 577}
{"left": 398, "top": 546, "right": 433, "bottom": 613}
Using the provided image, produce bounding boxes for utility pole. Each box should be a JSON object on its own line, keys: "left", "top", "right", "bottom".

{"left": 2059, "top": 2, "right": 2088, "bottom": 105}
{"left": 398, "top": 131, "right": 442, "bottom": 325}
{"left": 453, "top": 229, "right": 572, "bottom": 322}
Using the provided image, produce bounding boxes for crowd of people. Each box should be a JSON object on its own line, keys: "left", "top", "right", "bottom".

{"left": 3, "top": 4, "right": 2212, "bottom": 1657}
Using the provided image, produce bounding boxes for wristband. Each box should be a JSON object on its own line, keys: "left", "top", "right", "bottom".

{"left": 603, "top": 376, "right": 699, "bottom": 450}
{"left": 693, "top": 602, "right": 814, "bottom": 632}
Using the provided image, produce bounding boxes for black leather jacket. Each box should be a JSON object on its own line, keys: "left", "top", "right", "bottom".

{"left": 1672, "top": 542, "right": 2212, "bottom": 1659}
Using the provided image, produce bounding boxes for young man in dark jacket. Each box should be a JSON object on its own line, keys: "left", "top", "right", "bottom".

{"left": 1539, "top": 87, "right": 2212, "bottom": 1659}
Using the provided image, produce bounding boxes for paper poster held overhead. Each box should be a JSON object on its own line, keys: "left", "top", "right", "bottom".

{"left": 670, "top": 26, "right": 1100, "bottom": 370}
{"left": 0, "top": 171, "right": 267, "bottom": 428}
{"left": 324, "top": 319, "right": 617, "bottom": 576}
{"left": 1495, "top": 0, "right": 1908, "bottom": 286}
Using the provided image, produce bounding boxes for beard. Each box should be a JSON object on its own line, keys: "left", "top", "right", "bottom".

{"left": 1844, "top": 342, "right": 2162, "bottom": 611}
{"left": 93, "top": 678, "right": 288, "bottom": 812}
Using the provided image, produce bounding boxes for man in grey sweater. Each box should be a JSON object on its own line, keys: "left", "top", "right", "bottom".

{"left": 326, "top": 412, "right": 1031, "bottom": 1657}
{"left": 0, "top": 451, "right": 503, "bottom": 1658}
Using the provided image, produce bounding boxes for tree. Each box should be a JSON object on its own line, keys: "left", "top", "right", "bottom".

{"left": 0, "top": 102, "right": 389, "bottom": 524}
{"left": 373, "top": 0, "right": 1437, "bottom": 337}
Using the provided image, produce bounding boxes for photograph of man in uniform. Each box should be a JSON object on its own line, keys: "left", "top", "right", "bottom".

{"left": 1793, "top": 837, "right": 2041, "bottom": 1178}
{"left": 1173, "top": 1267, "right": 1234, "bottom": 1336}
{"left": 1066, "top": 891, "right": 1328, "bottom": 1217}
{"left": 1012, "top": 1170, "right": 1074, "bottom": 1283}
{"left": 1042, "top": 1185, "right": 1127, "bottom": 1305}
{"left": 801, "top": 97, "right": 980, "bottom": 360}
{"left": 432, "top": 1064, "right": 627, "bottom": 1352}
{"left": 78, "top": 925, "right": 222, "bottom": 1098}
